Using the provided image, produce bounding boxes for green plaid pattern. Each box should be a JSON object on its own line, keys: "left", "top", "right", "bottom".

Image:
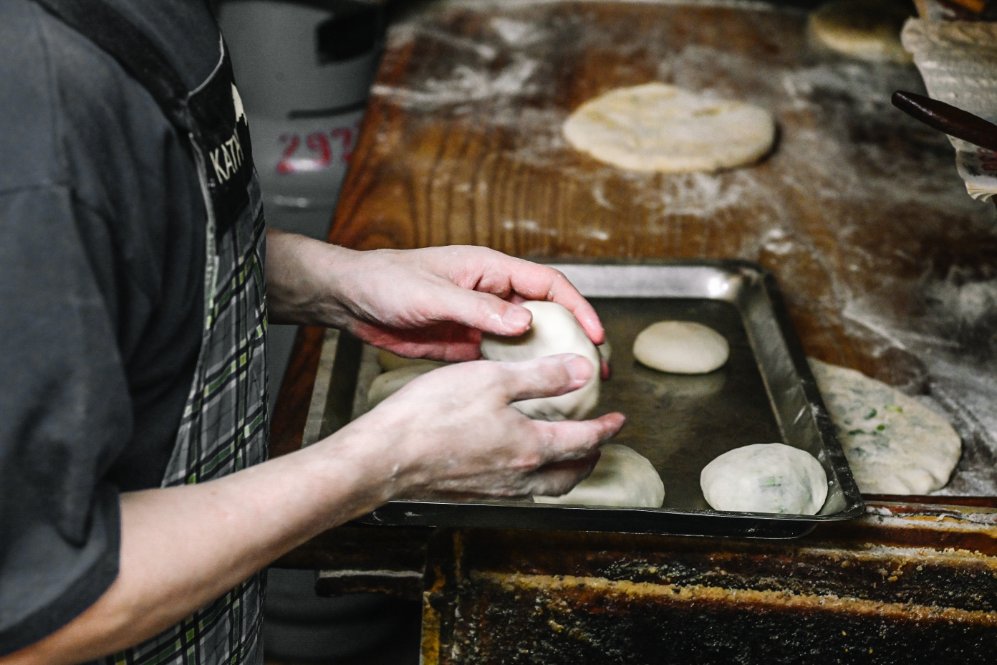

{"left": 97, "top": 177, "right": 270, "bottom": 665}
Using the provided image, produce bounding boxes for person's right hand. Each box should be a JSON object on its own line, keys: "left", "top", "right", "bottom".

{"left": 337, "top": 354, "right": 626, "bottom": 499}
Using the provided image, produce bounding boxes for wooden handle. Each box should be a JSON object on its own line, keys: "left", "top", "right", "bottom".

{"left": 892, "top": 90, "right": 997, "bottom": 152}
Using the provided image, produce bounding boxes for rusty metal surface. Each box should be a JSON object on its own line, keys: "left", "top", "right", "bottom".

{"left": 423, "top": 503, "right": 997, "bottom": 664}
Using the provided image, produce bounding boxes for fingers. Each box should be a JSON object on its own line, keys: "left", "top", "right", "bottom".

{"left": 502, "top": 261, "right": 605, "bottom": 345}
{"left": 499, "top": 354, "right": 595, "bottom": 403}
{"left": 527, "top": 454, "right": 601, "bottom": 497}
{"left": 434, "top": 247, "right": 606, "bottom": 345}
{"left": 531, "top": 412, "right": 626, "bottom": 463}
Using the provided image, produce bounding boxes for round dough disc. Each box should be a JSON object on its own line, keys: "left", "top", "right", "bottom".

{"left": 808, "top": 0, "right": 912, "bottom": 63}
{"left": 633, "top": 321, "right": 729, "bottom": 374}
{"left": 480, "top": 301, "right": 600, "bottom": 421}
{"left": 700, "top": 443, "right": 829, "bottom": 515}
{"left": 534, "top": 444, "right": 665, "bottom": 508}
{"left": 563, "top": 82, "right": 776, "bottom": 173}
{"left": 809, "top": 358, "right": 961, "bottom": 494}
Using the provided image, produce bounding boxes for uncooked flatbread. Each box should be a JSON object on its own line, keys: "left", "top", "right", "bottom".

{"left": 563, "top": 82, "right": 776, "bottom": 173}
{"left": 700, "top": 443, "right": 829, "bottom": 515}
{"left": 533, "top": 444, "right": 665, "bottom": 508}
{"left": 633, "top": 321, "right": 729, "bottom": 374}
{"left": 808, "top": 0, "right": 912, "bottom": 63}
{"left": 480, "top": 301, "right": 600, "bottom": 421}
{"left": 809, "top": 358, "right": 961, "bottom": 494}
{"left": 366, "top": 363, "right": 439, "bottom": 409}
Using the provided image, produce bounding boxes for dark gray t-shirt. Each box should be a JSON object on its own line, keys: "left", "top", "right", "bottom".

{"left": 0, "top": 0, "right": 221, "bottom": 653}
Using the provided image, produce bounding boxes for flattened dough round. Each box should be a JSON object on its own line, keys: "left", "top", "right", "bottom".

{"left": 700, "top": 443, "right": 829, "bottom": 515}
{"left": 563, "top": 83, "right": 776, "bottom": 173}
{"left": 534, "top": 444, "right": 665, "bottom": 508}
{"left": 480, "top": 301, "right": 600, "bottom": 421}
{"left": 366, "top": 363, "right": 439, "bottom": 409}
{"left": 633, "top": 321, "right": 729, "bottom": 374}
{"left": 808, "top": 0, "right": 912, "bottom": 63}
{"left": 809, "top": 358, "right": 961, "bottom": 494}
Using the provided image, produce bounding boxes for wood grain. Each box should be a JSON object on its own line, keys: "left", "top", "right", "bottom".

{"left": 329, "top": 1, "right": 996, "bottom": 393}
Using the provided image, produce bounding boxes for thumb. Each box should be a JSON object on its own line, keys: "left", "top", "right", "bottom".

{"left": 500, "top": 354, "right": 595, "bottom": 403}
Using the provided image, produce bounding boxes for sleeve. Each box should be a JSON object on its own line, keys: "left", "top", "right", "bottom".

{"left": 0, "top": 186, "right": 133, "bottom": 655}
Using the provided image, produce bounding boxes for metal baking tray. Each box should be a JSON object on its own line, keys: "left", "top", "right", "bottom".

{"left": 307, "top": 260, "right": 865, "bottom": 538}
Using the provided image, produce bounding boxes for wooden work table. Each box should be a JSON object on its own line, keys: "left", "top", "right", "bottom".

{"left": 271, "top": 2, "right": 997, "bottom": 662}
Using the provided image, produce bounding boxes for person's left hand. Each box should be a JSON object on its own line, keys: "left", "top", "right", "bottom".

{"left": 266, "top": 233, "right": 605, "bottom": 362}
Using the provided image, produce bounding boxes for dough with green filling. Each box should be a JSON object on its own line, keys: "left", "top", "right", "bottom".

{"left": 700, "top": 443, "right": 828, "bottom": 515}
{"left": 809, "top": 358, "right": 961, "bottom": 494}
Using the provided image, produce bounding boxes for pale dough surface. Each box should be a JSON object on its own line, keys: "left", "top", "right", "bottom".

{"left": 377, "top": 348, "right": 445, "bottom": 371}
{"left": 534, "top": 444, "right": 665, "bottom": 508}
{"left": 481, "top": 301, "right": 600, "bottom": 421}
{"left": 809, "top": 358, "right": 961, "bottom": 494}
{"left": 366, "top": 363, "right": 439, "bottom": 409}
{"left": 700, "top": 443, "right": 829, "bottom": 515}
{"left": 562, "top": 82, "right": 776, "bottom": 173}
{"left": 633, "top": 321, "right": 729, "bottom": 374}
{"left": 808, "top": 0, "right": 912, "bottom": 63}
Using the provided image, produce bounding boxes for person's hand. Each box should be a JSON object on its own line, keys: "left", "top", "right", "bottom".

{"left": 266, "top": 233, "right": 605, "bottom": 362}
{"left": 334, "top": 354, "right": 625, "bottom": 498}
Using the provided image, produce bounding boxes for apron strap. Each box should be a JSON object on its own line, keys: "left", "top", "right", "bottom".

{"left": 31, "top": 0, "right": 193, "bottom": 132}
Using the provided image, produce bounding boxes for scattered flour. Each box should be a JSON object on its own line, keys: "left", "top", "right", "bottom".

{"left": 377, "top": 1, "right": 997, "bottom": 495}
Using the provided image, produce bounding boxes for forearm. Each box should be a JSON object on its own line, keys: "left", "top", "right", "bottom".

{"left": 265, "top": 228, "right": 359, "bottom": 327}
{"left": 4, "top": 430, "right": 397, "bottom": 665}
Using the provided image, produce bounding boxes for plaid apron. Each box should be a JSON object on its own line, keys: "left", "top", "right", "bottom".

{"left": 32, "top": 2, "right": 270, "bottom": 663}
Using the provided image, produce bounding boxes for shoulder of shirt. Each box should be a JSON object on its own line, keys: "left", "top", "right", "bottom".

{"left": 0, "top": 1, "right": 139, "bottom": 195}
{"left": 0, "top": 0, "right": 212, "bottom": 305}
{"left": 0, "top": 0, "right": 222, "bottom": 196}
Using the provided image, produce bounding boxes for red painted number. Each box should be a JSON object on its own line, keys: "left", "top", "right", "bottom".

{"left": 275, "top": 120, "right": 360, "bottom": 175}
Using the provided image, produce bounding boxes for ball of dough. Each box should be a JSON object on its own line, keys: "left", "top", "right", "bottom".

{"left": 534, "top": 444, "right": 665, "bottom": 508}
{"left": 366, "top": 363, "right": 439, "bottom": 408}
{"left": 808, "top": 0, "right": 912, "bottom": 63}
{"left": 700, "top": 443, "right": 829, "bottom": 515}
{"left": 633, "top": 321, "right": 729, "bottom": 374}
{"left": 563, "top": 82, "right": 776, "bottom": 173}
{"left": 480, "top": 301, "right": 600, "bottom": 421}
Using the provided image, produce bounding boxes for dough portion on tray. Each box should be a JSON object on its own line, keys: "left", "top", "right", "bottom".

{"left": 481, "top": 301, "right": 600, "bottom": 421}
{"left": 367, "top": 363, "right": 439, "bottom": 408}
{"left": 377, "top": 348, "right": 445, "bottom": 372}
{"left": 700, "top": 443, "right": 828, "bottom": 515}
{"left": 809, "top": 358, "right": 961, "bottom": 495}
{"left": 562, "top": 82, "right": 776, "bottom": 173}
{"left": 633, "top": 320, "right": 729, "bottom": 374}
{"left": 534, "top": 444, "right": 665, "bottom": 508}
